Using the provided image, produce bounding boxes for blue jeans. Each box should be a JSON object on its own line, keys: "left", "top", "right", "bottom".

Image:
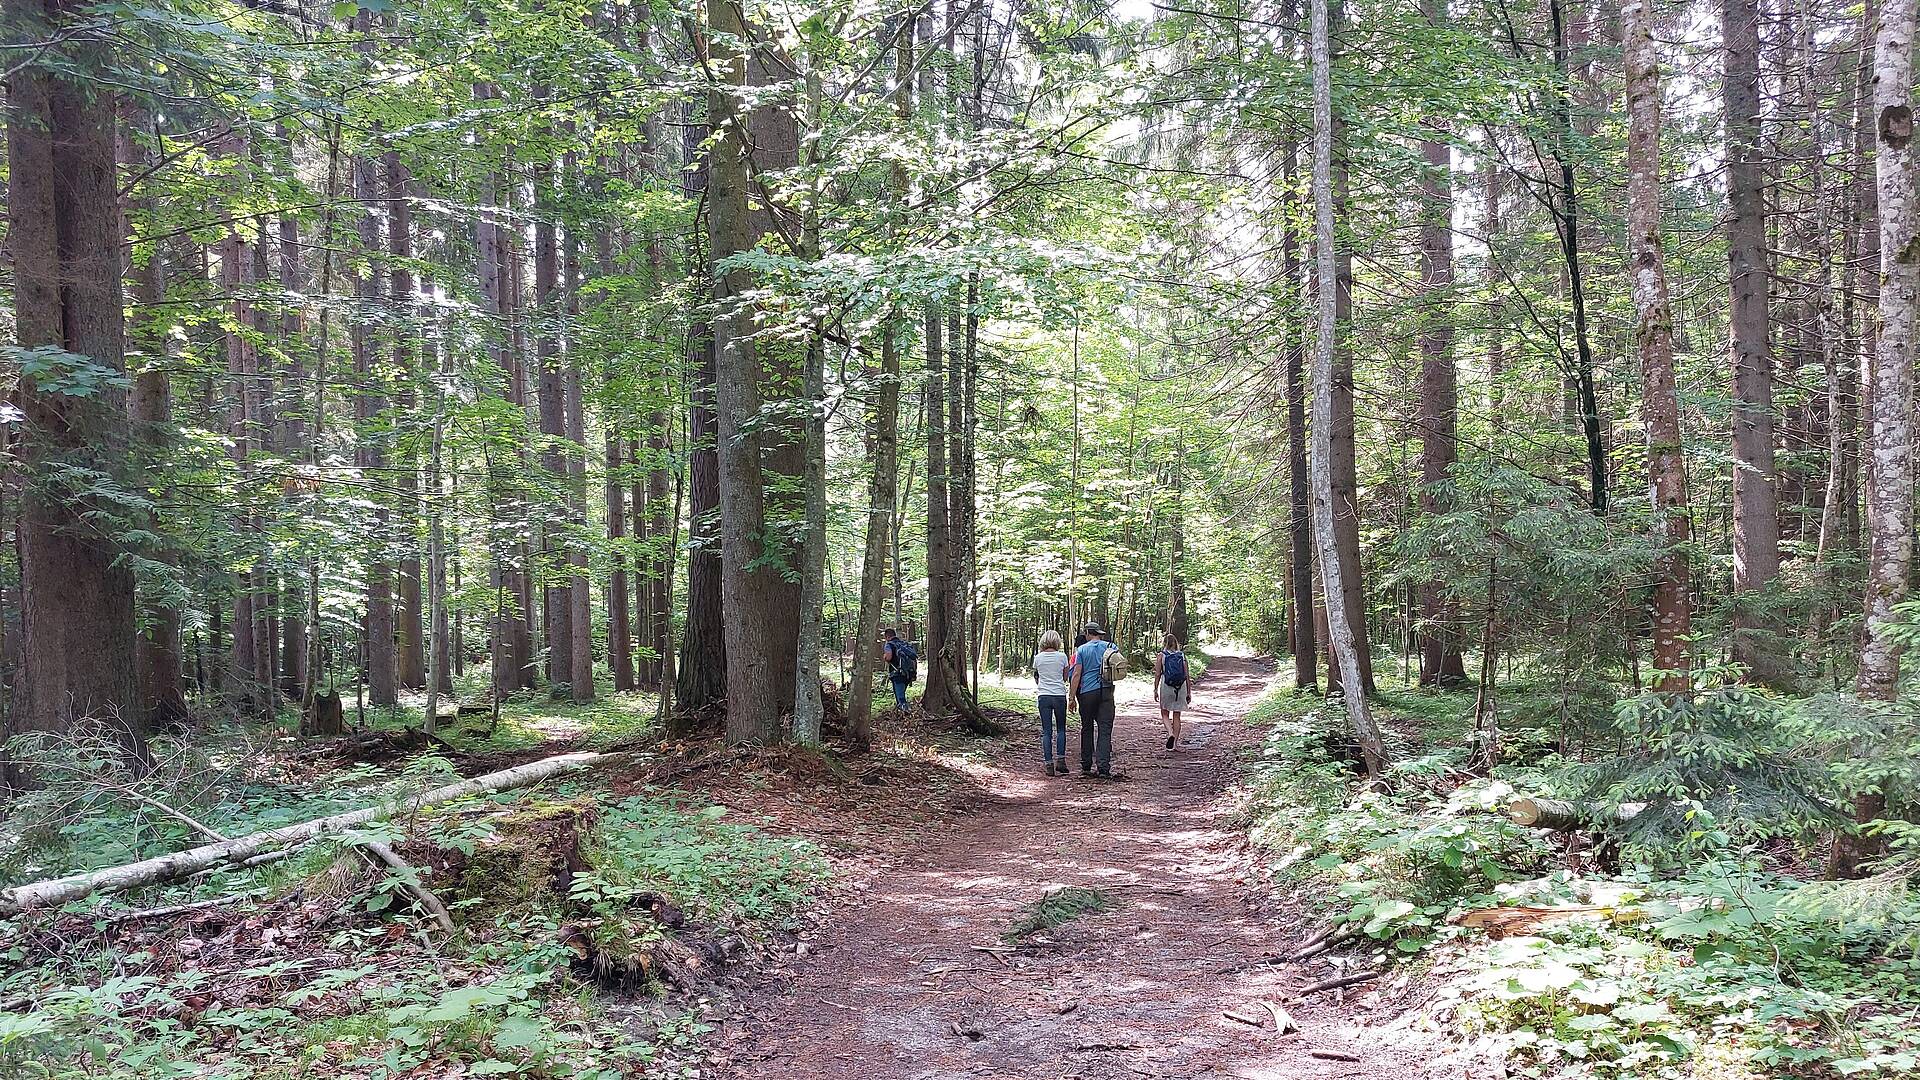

{"left": 890, "top": 676, "right": 909, "bottom": 709}
{"left": 1038, "top": 695, "right": 1068, "bottom": 761}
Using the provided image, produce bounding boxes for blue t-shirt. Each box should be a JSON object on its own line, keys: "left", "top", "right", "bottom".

{"left": 1073, "top": 640, "right": 1112, "bottom": 693}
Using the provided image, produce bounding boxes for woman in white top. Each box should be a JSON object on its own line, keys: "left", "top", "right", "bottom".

{"left": 1033, "top": 630, "right": 1072, "bottom": 776}
{"left": 1154, "top": 633, "right": 1194, "bottom": 749}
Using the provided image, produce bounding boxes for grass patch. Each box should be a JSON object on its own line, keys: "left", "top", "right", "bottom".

{"left": 1004, "top": 885, "right": 1115, "bottom": 942}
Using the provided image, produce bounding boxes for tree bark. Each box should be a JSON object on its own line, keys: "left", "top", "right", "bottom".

{"left": 1835, "top": 0, "right": 1916, "bottom": 877}
{"left": 1329, "top": 38, "right": 1373, "bottom": 697}
{"left": 1312, "top": 0, "right": 1389, "bottom": 779}
{"left": 1625, "top": 0, "right": 1692, "bottom": 693}
{"left": 1724, "top": 0, "right": 1787, "bottom": 687}
{"left": 707, "top": 0, "right": 799, "bottom": 742}
{"left": 352, "top": 131, "right": 397, "bottom": 709}
{"left": 121, "top": 101, "right": 190, "bottom": 732}
{"left": 1282, "top": 130, "right": 1317, "bottom": 692}
{"left": 4, "top": 0, "right": 144, "bottom": 774}
{"left": 849, "top": 329, "right": 903, "bottom": 749}
{"left": 533, "top": 152, "right": 572, "bottom": 689}
{"left": 1416, "top": 36, "right": 1466, "bottom": 687}
{"left": 387, "top": 152, "right": 426, "bottom": 693}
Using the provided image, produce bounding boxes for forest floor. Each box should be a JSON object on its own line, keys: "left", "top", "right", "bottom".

{"left": 699, "top": 654, "right": 1448, "bottom": 1080}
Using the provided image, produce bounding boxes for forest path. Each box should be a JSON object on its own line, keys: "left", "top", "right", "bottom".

{"left": 707, "top": 654, "right": 1434, "bottom": 1079}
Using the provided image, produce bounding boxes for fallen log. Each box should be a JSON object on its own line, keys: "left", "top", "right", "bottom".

{"left": 1507, "top": 797, "right": 1644, "bottom": 831}
{"left": 0, "top": 752, "right": 608, "bottom": 917}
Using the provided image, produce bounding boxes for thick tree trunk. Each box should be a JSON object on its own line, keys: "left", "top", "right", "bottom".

{"left": 1835, "top": 0, "right": 1916, "bottom": 877}
{"left": 1725, "top": 0, "right": 1787, "bottom": 688}
{"left": 673, "top": 108, "right": 726, "bottom": 726}
{"left": 1312, "top": 0, "right": 1389, "bottom": 778}
{"left": 1625, "top": 0, "right": 1692, "bottom": 693}
{"left": 1415, "top": 46, "right": 1466, "bottom": 687}
{"left": 4, "top": 0, "right": 144, "bottom": 773}
{"left": 707, "top": 0, "right": 798, "bottom": 742}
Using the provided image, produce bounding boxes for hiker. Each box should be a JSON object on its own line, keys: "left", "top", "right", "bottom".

{"left": 1065, "top": 623, "right": 1125, "bottom": 778}
{"left": 1154, "top": 632, "right": 1194, "bottom": 749}
{"left": 881, "top": 628, "right": 917, "bottom": 711}
{"left": 1033, "top": 630, "right": 1072, "bottom": 776}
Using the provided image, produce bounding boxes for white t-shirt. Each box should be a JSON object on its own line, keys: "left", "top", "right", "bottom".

{"left": 1033, "top": 651, "right": 1071, "bottom": 697}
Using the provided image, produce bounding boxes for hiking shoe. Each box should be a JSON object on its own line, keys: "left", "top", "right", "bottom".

{"left": 1165, "top": 735, "right": 1175, "bottom": 749}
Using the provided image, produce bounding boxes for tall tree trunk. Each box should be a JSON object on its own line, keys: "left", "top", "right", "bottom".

{"left": 388, "top": 152, "right": 426, "bottom": 692}
{"left": 4, "top": 0, "right": 144, "bottom": 774}
{"left": 352, "top": 132, "right": 397, "bottom": 708}
{"left": 122, "top": 102, "right": 190, "bottom": 732}
{"left": 1166, "top": 436, "right": 1190, "bottom": 644}
{"left": 277, "top": 205, "right": 307, "bottom": 700}
{"left": 707, "top": 0, "right": 798, "bottom": 742}
{"left": 533, "top": 153, "right": 572, "bottom": 689}
{"left": 1283, "top": 136, "right": 1317, "bottom": 692}
{"left": 793, "top": 323, "right": 829, "bottom": 745}
{"left": 563, "top": 214, "right": 594, "bottom": 705}
{"left": 923, "top": 307, "right": 964, "bottom": 714}
{"left": 1835, "top": 0, "right": 1916, "bottom": 877}
{"left": 1725, "top": 0, "right": 1787, "bottom": 687}
{"left": 221, "top": 130, "right": 265, "bottom": 720}
{"left": 1416, "top": 36, "right": 1466, "bottom": 687}
{"left": 849, "top": 329, "right": 903, "bottom": 749}
{"left": 1329, "top": 14, "right": 1374, "bottom": 696}
{"left": 1312, "top": 0, "right": 1389, "bottom": 777}
{"left": 1626, "top": 0, "right": 1692, "bottom": 693}
{"left": 1549, "top": 0, "right": 1608, "bottom": 514}
{"left": 673, "top": 107, "right": 726, "bottom": 726}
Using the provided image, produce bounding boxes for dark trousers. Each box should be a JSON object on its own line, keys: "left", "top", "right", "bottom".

{"left": 1077, "top": 686, "right": 1115, "bottom": 774}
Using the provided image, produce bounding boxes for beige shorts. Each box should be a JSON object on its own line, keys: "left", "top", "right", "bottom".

{"left": 1157, "top": 680, "right": 1190, "bottom": 711}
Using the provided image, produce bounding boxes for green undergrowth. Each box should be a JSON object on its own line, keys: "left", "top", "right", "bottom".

{"left": 1, "top": 762, "right": 826, "bottom": 1080}
{"left": 1240, "top": 680, "right": 1920, "bottom": 1079}
{"left": 1004, "top": 886, "right": 1115, "bottom": 943}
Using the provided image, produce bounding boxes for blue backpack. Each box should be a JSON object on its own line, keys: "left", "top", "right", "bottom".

{"left": 1162, "top": 650, "right": 1188, "bottom": 688}
{"left": 892, "top": 641, "right": 919, "bottom": 684}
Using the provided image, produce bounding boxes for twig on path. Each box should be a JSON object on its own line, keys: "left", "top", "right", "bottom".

{"left": 1295, "top": 969, "right": 1381, "bottom": 997}
{"left": 818, "top": 997, "right": 858, "bottom": 1011}
{"left": 970, "top": 944, "right": 1013, "bottom": 965}
{"left": 1309, "top": 1049, "right": 1361, "bottom": 1062}
{"left": 1224, "top": 1008, "right": 1267, "bottom": 1026}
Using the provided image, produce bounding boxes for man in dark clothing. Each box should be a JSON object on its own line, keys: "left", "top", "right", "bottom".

{"left": 1065, "top": 623, "right": 1118, "bottom": 777}
{"left": 881, "top": 628, "right": 912, "bottom": 710}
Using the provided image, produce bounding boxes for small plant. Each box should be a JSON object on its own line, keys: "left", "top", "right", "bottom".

{"left": 1004, "top": 886, "right": 1114, "bottom": 942}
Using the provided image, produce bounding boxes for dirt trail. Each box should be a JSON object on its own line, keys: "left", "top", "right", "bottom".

{"left": 709, "top": 654, "right": 1436, "bottom": 1079}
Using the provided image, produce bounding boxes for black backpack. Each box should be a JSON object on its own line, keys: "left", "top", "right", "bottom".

{"left": 892, "top": 641, "right": 919, "bottom": 684}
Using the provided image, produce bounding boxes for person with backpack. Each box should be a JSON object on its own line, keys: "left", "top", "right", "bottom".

{"left": 1154, "top": 633, "right": 1195, "bottom": 749}
{"left": 1065, "top": 623, "right": 1126, "bottom": 778}
{"left": 881, "top": 628, "right": 917, "bottom": 711}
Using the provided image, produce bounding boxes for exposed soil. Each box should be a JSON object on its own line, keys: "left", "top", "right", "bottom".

{"left": 703, "top": 654, "right": 1452, "bottom": 1080}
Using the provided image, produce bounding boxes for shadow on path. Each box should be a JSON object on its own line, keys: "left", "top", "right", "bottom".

{"left": 709, "top": 654, "right": 1444, "bottom": 1079}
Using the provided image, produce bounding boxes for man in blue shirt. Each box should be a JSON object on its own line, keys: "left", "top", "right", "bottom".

{"left": 881, "top": 628, "right": 913, "bottom": 710}
{"left": 1065, "top": 623, "right": 1117, "bottom": 778}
